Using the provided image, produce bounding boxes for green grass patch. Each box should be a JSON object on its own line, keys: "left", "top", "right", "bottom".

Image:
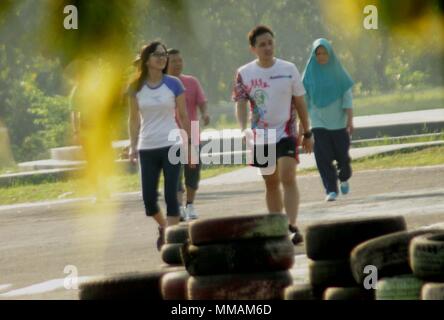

{"left": 298, "top": 145, "right": 444, "bottom": 175}
{"left": 0, "top": 164, "right": 244, "bottom": 205}
{"left": 353, "top": 132, "right": 444, "bottom": 148}
{"left": 351, "top": 145, "right": 444, "bottom": 171}
{"left": 353, "top": 87, "right": 444, "bottom": 116}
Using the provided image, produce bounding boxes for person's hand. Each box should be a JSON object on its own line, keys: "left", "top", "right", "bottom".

{"left": 201, "top": 113, "right": 210, "bottom": 126}
{"left": 297, "top": 134, "right": 303, "bottom": 148}
{"left": 302, "top": 136, "right": 314, "bottom": 154}
{"left": 346, "top": 120, "right": 354, "bottom": 137}
{"left": 128, "top": 146, "right": 138, "bottom": 165}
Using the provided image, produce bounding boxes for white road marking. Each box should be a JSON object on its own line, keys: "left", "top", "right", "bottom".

{"left": 0, "top": 284, "right": 12, "bottom": 292}
{"left": 0, "top": 276, "right": 93, "bottom": 298}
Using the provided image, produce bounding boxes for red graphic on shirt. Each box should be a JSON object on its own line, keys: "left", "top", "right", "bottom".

{"left": 250, "top": 78, "right": 270, "bottom": 89}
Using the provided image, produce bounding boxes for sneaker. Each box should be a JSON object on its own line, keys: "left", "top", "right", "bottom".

{"left": 340, "top": 181, "right": 350, "bottom": 195}
{"left": 289, "top": 225, "right": 303, "bottom": 245}
{"left": 179, "top": 206, "right": 188, "bottom": 222}
{"left": 325, "top": 192, "right": 338, "bottom": 202}
{"left": 185, "top": 204, "right": 198, "bottom": 220}
{"left": 156, "top": 226, "right": 165, "bottom": 251}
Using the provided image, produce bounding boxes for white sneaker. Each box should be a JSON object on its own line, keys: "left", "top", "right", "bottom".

{"left": 185, "top": 204, "right": 198, "bottom": 220}
{"left": 179, "top": 206, "right": 188, "bottom": 222}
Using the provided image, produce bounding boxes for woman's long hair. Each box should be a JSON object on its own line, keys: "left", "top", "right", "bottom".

{"left": 131, "top": 41, "right": 168, "bottom": 93}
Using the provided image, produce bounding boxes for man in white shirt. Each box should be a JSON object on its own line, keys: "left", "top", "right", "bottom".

{"left": 233, "top": 25, "right": 313, "bottom": 245}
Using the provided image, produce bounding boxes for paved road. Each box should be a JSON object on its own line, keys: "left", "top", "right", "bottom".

{"left": 1, "top": 165, "right": 444, "bottom": 299}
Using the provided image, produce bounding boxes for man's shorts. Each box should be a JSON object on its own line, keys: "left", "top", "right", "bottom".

{"left": 251, "top": 136, "right": 299, "bottom": 168}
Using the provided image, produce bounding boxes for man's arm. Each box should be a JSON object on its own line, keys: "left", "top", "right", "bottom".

{"left": 198, "top": 102, "right": 210, "bottom": 126}
{"left": 346, "top": 108, "right": 354, "bottom": 135}
{"left": 293, "top": 95, "right": 313, "bottom": 154}
{"left": 236, "top": 100, "right": 248, "bottom": 132}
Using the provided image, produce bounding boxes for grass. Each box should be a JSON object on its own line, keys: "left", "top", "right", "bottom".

{"left": 298, "top": 145, "right": 444, "bottom": 175}
{"left": 0, "top": 164, "right": 244, "bottom": 205}
{"left": 353, "top": 87, "right": 444, "bottom": 116}
{"left": 351, "top": 145, "right": 444, "bottom": 171}
{"left": 353, "top": 132, "right": 444, "bottom": 148}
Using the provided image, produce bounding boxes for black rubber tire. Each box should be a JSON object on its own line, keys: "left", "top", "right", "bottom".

{"left": 181, "top": 237, "right": 294, "bottom": 276}
{"left": 188, "top": 271, "right": 293, "bottom": 300}
{"left": 309, "top": 259, "right": 356, "bottom": 288}
{"left": 376, "top": 275, "right": 424, "bottom": 300}
{"left": 410, "top": 232, "right": 444, "bottom": 281}
{"left": 421, "top": 283, "right": 444, "bottom": 300}
{"left": 161, "top": 270, "right": 189, "bottom": 300}
{"left": 161, "top": 243, "right": 184, "bottom": 265}
{"left": 351, "top": 229, "right": 441, "bottom": 285}
{"left": 159, "top": 264, "right": 185, "bottom": 271}
{"left": 323, "top": 287, "right": 374, "bottom": 300}
{"left": 166, "top": 224, "right": 189, "bottom": 244}
{"left": 306, "top": 216, "right": 406, "bottom": 260}
{"left": 283, "top": 284, "right": 323, "bottom": 300}
{"left": 79, "top": 271, "right": 165, "bottom": 300}
{"left": 189, "top": 213, "right": 288, "bottom": 245}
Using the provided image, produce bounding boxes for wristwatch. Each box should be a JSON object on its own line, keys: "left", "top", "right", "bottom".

{"left": 303, "top": 131, "right": 313, "bottom": 139}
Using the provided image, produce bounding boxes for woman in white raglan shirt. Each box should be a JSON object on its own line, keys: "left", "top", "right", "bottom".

{"left": 128, "top": 41, "right": 193, "bottom": 251}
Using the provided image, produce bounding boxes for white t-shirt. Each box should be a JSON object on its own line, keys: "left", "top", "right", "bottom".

{"left": 133, "top": 75, "right": 185, "bottom": 150}
{"left": 233, "top": 58, "right": 306, "bottom": 144}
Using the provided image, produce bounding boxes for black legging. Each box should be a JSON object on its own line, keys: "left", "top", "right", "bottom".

{"left": 139, "top": 146, "right": 180, "bottom": 217}
{"left": 312, "top": 128, "right": 352, "bottom": 194}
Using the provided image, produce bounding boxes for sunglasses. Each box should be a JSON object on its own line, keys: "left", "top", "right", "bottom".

{"left": 151, "top": 52, "right": 168, "bottom": 58}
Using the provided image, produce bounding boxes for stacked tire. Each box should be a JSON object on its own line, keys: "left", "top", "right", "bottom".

{"left": 161, "top": 222, "right": 190, "bottom": 266}
{"left": 160, "top": 222, "right": 190, "bottom": 300}
{"left": 410, "top": 231, "right": 444, "bottom": 300}
{"left": 351, "top": 229, "right": 443, "bottom": 300}
{"left": 183, "top": 213, "right": 295, "bottom": 300}
{"left": 285, "top": 216, "right": 407, "bottom": 300}
{"left": 79, "top": 270, "right": 170, "bottom": 300}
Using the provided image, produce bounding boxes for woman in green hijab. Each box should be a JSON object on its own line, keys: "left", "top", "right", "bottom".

{"left": 302, "top": 38, "right": 354, "bottom": 202}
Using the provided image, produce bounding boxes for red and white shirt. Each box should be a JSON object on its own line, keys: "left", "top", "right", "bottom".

{"left": 233, "top": 58, "right": 306, "bottom": 144}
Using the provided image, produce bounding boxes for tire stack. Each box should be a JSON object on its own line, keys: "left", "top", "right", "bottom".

{"left": 79, "top": 270, "right": 173, "bottom": 300}
{"left": 411, "top": 231, "right": 444, "bottom": 300}
{"left": 285, "top": 216, "right": 407, "bottom": 300}
{"left": 160, "top": 222, "right": 190, "bottom": 300}
{"left": 183, "top": 213, "right": 295, "bottom": 300}
{"left": 350, "top": 228, "right": 444, "bottom": 300}
{"left": 161, "top": 222, "right": 190, "bottom": 267}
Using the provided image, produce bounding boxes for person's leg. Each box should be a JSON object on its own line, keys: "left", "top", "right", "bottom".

{"left": 139, "top": 149, "right": 165, "bottom": 223}
{"left": 162, "top": 146, "right": 181, "bottom": 227}
{"left": 262, "top": 168, "right": 283, "bottom": 213}
{"left": 184, "top": 162, "right": 200, "bottom": 204}
{"left": 139, "top": 149, "right": 166, "bottom": 250}
{"left": 184, "top": 159, "right": 201, "bottom": 219}
{"left": 276, "top": 137, "right": 303, "bottom": 245}
{"left": 177, "top": 164, "right": 185, "bottom": 206}
{"left": 312, "top": 128, "right": 338, "bottom": 194}
{"left": 332, "top": 129, "right": 352, "bottom": 192}
{"left": 278, "top": 156, "right": 299, "bottom": 226}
